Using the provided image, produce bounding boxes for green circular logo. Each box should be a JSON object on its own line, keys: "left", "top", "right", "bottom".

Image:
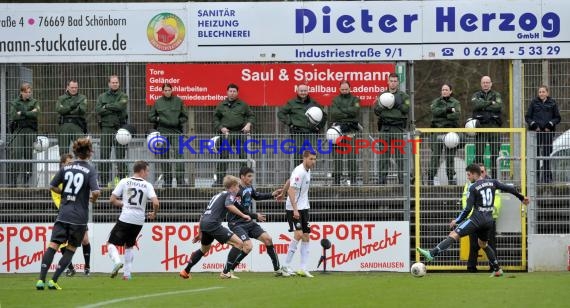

{"left": 147, "top": 13, "right": 186, "bottom": 51}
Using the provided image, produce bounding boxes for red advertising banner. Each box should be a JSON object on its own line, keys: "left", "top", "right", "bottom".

{"left": 146, "top": 63, "right": 395, "bottom": 107}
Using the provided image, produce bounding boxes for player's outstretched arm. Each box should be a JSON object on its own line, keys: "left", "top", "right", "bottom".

{"left": 226, "top": 205, "right": 251, "bottom": 222}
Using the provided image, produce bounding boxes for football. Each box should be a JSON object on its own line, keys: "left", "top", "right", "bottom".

{"left": 443, "top": 132, "right": 460, "bottom": 149}
{"left": 410, "top": 262, "right": 426, "bottom": 277}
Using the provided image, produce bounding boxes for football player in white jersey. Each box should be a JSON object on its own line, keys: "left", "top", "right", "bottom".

{"left": 107, "top": 160, "right": 159, "bottom": 280}
{"left": 280, "top": 150, "right": 317, "bottom": 278}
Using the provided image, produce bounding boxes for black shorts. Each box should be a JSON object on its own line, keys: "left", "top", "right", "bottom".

{"left": 229, "top": 221, "right": 266, "bottom": 241}
{"left": 50, "top": 221, "right": 87, "bottom": 248}
{"left": 200, "top": 222, "right": 234, "bottom": 246}
{"left": 455, "top": 219, "right": 493, "bottom": 242}
{"left": 286, "top": 209, "right": 310, "bottom": 233}
{"left": 108, "top": 220, "right": 143, "bottom": 248}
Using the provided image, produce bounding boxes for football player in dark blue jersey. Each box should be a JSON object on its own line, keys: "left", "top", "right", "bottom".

{"left": 222, "top": 167, "right": 287, "bottom": 278}
{"left": 179, "top": 175, "right": 251, "bottom": 280}
{"left": 36, "top": 138, "right": 100, "bottom": 290}
{"left": 417, "top": 163, "right": 529, "bottom": 277}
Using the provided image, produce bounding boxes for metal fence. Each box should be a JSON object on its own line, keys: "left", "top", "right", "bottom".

{"left": 2, "top": 60, "right": 570, "bottom": 271}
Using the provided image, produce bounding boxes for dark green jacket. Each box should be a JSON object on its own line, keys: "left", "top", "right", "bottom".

{"left": 278, "top": 95, "right": 327, "bottom": 132}
{"left": 213, "top": 98, "right": 255, "bottom": 132}
{"left": 471, "top": 89, "right": 503, "bottom": 126}
{"left": 96, "top": 90, "right": 128, "bottom": 128}
{"left": 374, "top": 90, "right": 410, "bottom": 127}
{"left": 329, "top": 93, "right": 360, "bottom": 124}
{"left": 9, "top": 96, "right": 40, "bottom": 132}
{"left": 57, "top": 91, "right": 87, "bottom": 118}
{"left": 149, "top": 95, "right": 188, "bottom": 131}
{"left": 430, "top": 96, "right": 461, "bottom": 128}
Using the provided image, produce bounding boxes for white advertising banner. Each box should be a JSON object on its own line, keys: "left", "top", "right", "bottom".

{"left": 0, "top": 3, "right": 188, "bottom": 62}
{"left": 0, "top": 222, "right": 410, "bottom": 273}
{"left": 1, "top": 1, "right": 568, "bottom": 62}
{"left": 188, "top": 1, "right": 424, "bottom": 61}
{"left": 188, "top": 0, "right": 569, "bottom": 61}
{"left": 420, "top": 0, "right": 570, "bottom": 59}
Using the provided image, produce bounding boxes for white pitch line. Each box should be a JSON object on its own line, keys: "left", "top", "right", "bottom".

{"left": 79, "top": 286, "right": 224, "bottom": 308}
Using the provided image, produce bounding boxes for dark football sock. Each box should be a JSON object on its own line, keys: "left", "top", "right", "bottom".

{"left": 224, "top": 247, "right": 242, "bottom": 274}
{"left": 231, "top": 250, "right": 249, "bottom": 271}
{"left": 52, "top": 249, "right": 75, "bottom": 282}
{"left": 39, "top": 247, "right": 57, "bottom": 281}
{"left": 483, "top": 245, "right": 500, "bottom": 272}
{"left": 266, "top": 245, "right": 280, "bottom": 271}
{"left": 431, "top": 236, "right": 456, "bottom": 257}
{"left": 82, "top": 243, "right": 91, "bottom": 269}
{"left": 184, "top": 249, "right": 204, "bottom": 273}
{"left": 60, "top": 247, "right": 74, "bottom": 270}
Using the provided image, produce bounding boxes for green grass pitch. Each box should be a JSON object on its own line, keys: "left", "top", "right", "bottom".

{"left": 1, "top": 272, "right": 569, "bottom": 307}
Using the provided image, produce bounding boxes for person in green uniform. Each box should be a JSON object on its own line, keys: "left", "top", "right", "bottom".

{"left": 471, "top": 76, "right": 503, "bottom": 179}
{"left": 329, "top": 80, "right": 361, "bottom": 185}
{"left": 278, "top": 84, "right": 327, "bottom": 164}
{"left": 149, "top": 83, "right": 188, "bottom": 187}
{"left": 428, "top": 83, "right": 461, "bottom": 185}
{"left": 8, "top": 82, "right": 40, "bottom": 186}
{"left": 57, "top": 80, "right": 87, "bottom": 156}
{"left": 374, "top": 73, "right": 410, "bottom": 185}
{"left": 213, "top": 83, "right": 255, "bottom": 186}
{"left": 96, "top": 75, "right": 128, "bottom": 187}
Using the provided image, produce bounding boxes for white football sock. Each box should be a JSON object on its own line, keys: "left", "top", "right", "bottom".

{"left": 284, "top": 239, "right": 299, "bottom": 266}
{"left": 107, "top": 243, "right": 121, "bottom": 265}
{"left": 123, "top": 247, "right": 134, "bottom": 277}
{"left": 300, "top": 241, "right": 310, "bottom": 271}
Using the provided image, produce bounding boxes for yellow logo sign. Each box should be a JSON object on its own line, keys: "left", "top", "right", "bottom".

{"left": 147, "top": 13, "right": 185, "bottom": 51}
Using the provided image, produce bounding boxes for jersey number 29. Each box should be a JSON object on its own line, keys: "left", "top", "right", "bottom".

{"left": 63, "top": 171, "right": 84, "bottom": 195}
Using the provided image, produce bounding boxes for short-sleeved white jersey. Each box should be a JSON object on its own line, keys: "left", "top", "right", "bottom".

{"left": 112, "top": 177, "right": 157, "bottom": 225}
{"left": 286, "top": 163, "right": 311, "bottom": 210}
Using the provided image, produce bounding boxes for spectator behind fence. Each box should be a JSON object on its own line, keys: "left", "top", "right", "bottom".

{"left": 278, "top": 84, "right": 327, "bottom": 164}
{"left": 471, "top": 76, "right": 503, "bottom": 179}
{"left": 213, "top": 83, "right": 255, "bottom": 187}
{"left": 57, "top": 80, "right": 87, "bottom": 156}
{"left": 329, "top": 80, "right": 361, "bottom": 186}
{"left": 525, "top": 85, "right": 561, "bottom": 183}
{"left": 374, "top": 73, "right": 410, "bottom": 185}
{"left": 148, "top": 83, "right": 188, "bottom": 187}
{"left": 96, "top": 75, "right": 128, "bottom": 188}
{"left": 8, "top": 82, "right": 39, "bottom": 187}
{"left": 428, "top": 83, "right": 461, "bottom": 185}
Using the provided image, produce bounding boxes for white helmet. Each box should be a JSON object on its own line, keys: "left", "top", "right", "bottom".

{"left": 146, "top": 131, "right": 163, "bottom": 147}
{"left": 34, "top": 136, "right": 50, "bottom": 152}
{"left": 115, "top": 128, "right": 132, "bottom": 145}
{"left": 465, "top": 118, "right": 479, "bottom": 136}
{"left": 305, "top": 106, "right": 324, "bottom": 125}
{"left": 378, "top": 92, "right": 395, "bottom": 109}
{"left": 444, "top": 132, "right": 460, "bottom": 149}
{"left": 326, "top": 125, "right": 343, "bottom": 144}
{"left": 210, "top": 136, "right": 221, "bottom": 152}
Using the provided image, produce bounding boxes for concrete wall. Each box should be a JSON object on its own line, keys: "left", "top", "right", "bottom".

{"left": 528, "top": 234, "right": 570, "bottom": 272}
